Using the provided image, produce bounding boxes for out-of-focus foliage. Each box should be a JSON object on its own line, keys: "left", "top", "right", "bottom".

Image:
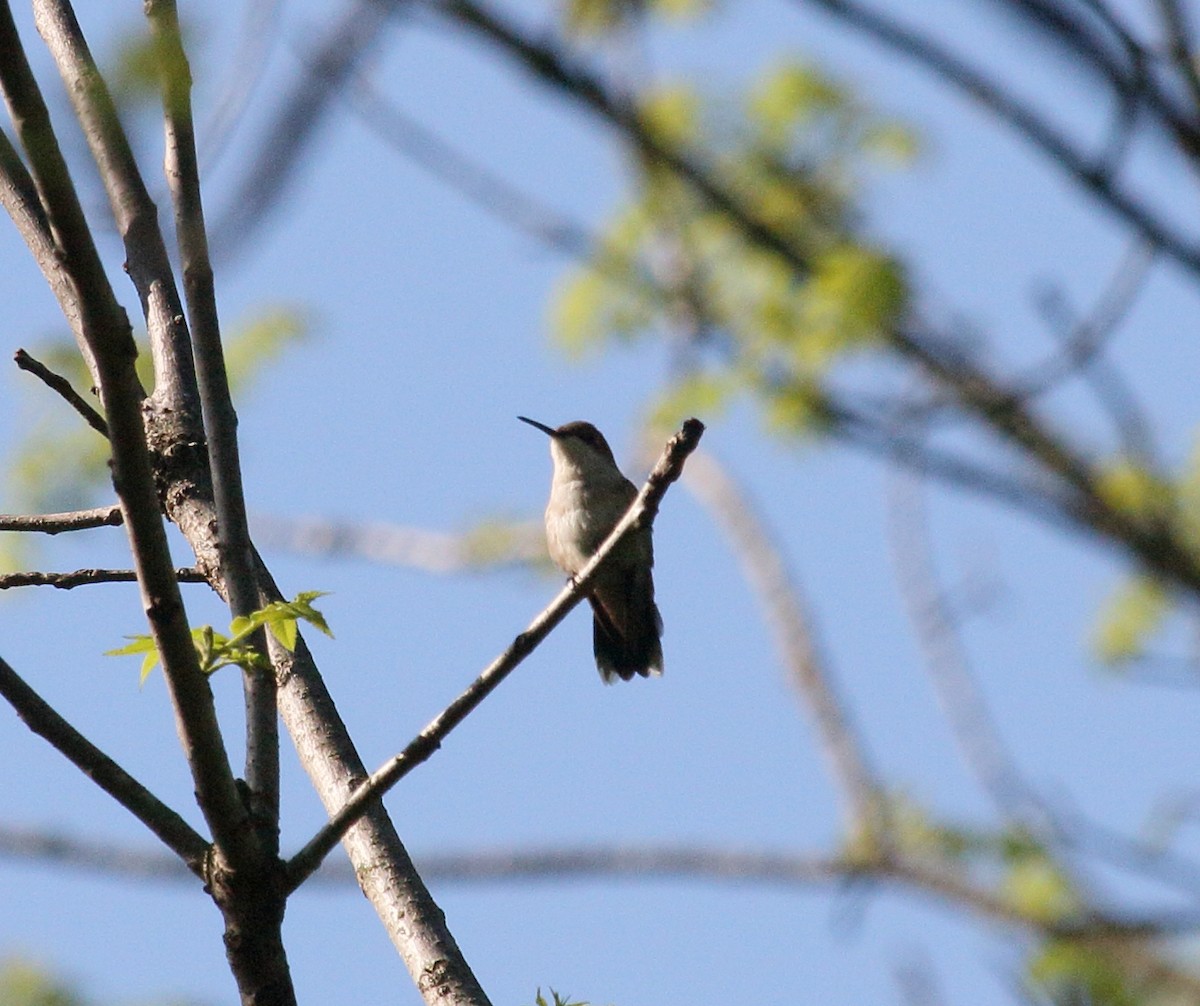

{"left": 0, "top": 959, "right": 83, "bottom": 1006}
{"left": 547, "top": 58, "right": 914, "bottom": 440}
{"left": 0, "top": 957, "right": 205, "bottom": 1006}
{"left": 1090, "top": 446, "right": 1200, "bottom": 667}
{"left": 562, "top": 0, "right": 711, "bottom": 37}
{"left": 847, "top": 795, "right": 1089, "bottom": 929}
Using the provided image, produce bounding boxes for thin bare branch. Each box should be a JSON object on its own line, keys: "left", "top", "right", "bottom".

{"left": 147, "top": 0, "right": 280, "bottom": 855}
{"left": 0, "top": 567, "right": 204, "bottom": 590}
{"left": 788, "top": 0, "right": 1200, "bottom": 274}
{"left": 1155, "top": 0, "right": 1200, "bottom": 115}
{"left": 0, "top": 506, "right": 122, "bottom": 533}
{"left": 1017, "top": 240, "right": 1154, "bottom": 401}
{"left": 285, "top": 418, "right": 705, "bottom": 891}
{"left": 252, "top": 514, "right": 546, "bottom": 572}
{"left": 6, "top": 826, "right": 1197, "bottom": 941}
{"left": 682, "top": 450, "right": 885, "bottom": 836}
{"left": 209, "top": 0, "right": 401, "bottom": 260}
{"left": 14, "top": 347, "right": 108, "bottom": 436}
{"left": 347, "top": 72, "right": 599, "bottom": 260}
{"left": 885, "top": 463, "right": 1038, "bottom": 818}
{"left": 0, "top": 655, "right": 208, "bottom": 872}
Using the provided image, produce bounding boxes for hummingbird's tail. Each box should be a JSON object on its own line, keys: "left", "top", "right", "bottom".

{"left": 590, "top": 597, "right": 664, "bottom": 683}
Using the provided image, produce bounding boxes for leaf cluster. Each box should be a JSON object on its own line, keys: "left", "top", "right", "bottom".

{"left": 1091, "top": 446, "right": 1200, "bottom": 665}
{"left": 547, "top": 58, "right": 914, "bottom": 439}
{"left": 107, "top": 591, "right": 332, "bottom": 684}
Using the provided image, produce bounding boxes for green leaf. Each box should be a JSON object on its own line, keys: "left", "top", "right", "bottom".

{"left": 266, "top": 615, "right": 298, "bottom": 652}
{"left": 861, "top": 121, "right": 921, "bottom": 164}
{"left": 645, "top": 373, "right": 733, "bottom": 436}
{"left": 750, "top": 61, "right": 845, "bottom": 144}
{"left": 1028, "top": 940, "right": 1137, "bottom": 1006}
{"left": 223, "top": 307, "right": 309, "bottom": 394}
{"left": 1001, "top": 856, "right": 1078, "bottom": 923}
{"left": 0, "top": 958, "right": 86, "bottom": 1006}
{"left": 651, "top": 0, "right": 712, "bottom": 21}
{"left": 640, "top": 84, "right": 701, "bottom": 147}
{"left": 561, "top": 0, "right": 629, "bottom": 36}
{"left": 1092, "top": 576, "right": 1169, "bottom": 664}
{"left": 1094, "top": 458, "right": 1172, "bottom": 517}
{"left": 105, "top": 634, "right": 161, "bottom": 684}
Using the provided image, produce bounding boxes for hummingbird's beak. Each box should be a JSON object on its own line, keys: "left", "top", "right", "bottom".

{"left": 517, "top": 416, "right": 557, "bottom": 437}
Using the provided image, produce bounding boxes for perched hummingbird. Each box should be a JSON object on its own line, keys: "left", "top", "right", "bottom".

{"left": 519, "top": 416, "right": 664, "bottom": 683}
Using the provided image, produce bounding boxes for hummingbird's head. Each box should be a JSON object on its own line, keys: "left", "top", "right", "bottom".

{"left": 518, "top": 416, "right": 619, "bottom": 477}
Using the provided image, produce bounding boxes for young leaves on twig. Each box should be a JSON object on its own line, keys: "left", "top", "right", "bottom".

{"left": 106, "top": 591, "right": 333, "bottom": 683}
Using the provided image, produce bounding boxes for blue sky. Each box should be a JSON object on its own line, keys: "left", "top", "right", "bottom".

{"left": 2, "top": 1, "right": 1199, "bottom": 1004}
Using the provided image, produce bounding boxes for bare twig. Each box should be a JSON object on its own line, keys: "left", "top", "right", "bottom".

{"left": 788, "top": 0, "right": 1200, "bottom": 276}
{"left": 1017, "top": 240, "right": 1154, "bottom": 401}
{"left": 0, "top": 655, "right": 209, "bottom": 872}
{"left": 209, "top": 0, "right": 402, "bottom": 260}
{"left": 0, "top": 567, "right": 204, "bottom": 590}
{"left": 1020, "top": 240, "right": 1158, "bottom": 463}
{"left": 1156, "top": 0, "right": 1200, "bottom": 116}
{"left": 147, "top": 0, "right": 279, "bottom": 854}
{"left": 346, "top": 72, "right": 600, "bottom": 261}
{"left": 285, "top": 418, "right": 704, "bottom": 891}
{"left": 14, "top": 348, "right": 108, "bottom": 436}
{"left": 252, "top": 514, "right": 546, "bottom": 571}
{"left": 0, "top": 506, "right": 122, "bottom": 534}
{"left": 884, "top": 463, "right": 1038, "bottom": 818}
{"left": 682, "top": 450, "right": 885, "bottom": 836}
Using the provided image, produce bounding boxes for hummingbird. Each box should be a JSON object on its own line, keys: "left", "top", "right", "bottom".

{"left": 519, "top": 416, "right": 664, "bottom": 683}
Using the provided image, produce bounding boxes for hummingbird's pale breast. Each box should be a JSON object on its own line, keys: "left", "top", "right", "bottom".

{"left": 544, "top": 437, "right": 639, "bottom": 575}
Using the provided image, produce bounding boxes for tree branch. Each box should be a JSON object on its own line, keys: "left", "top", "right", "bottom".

{"left": 14, "top": 348, "right": 108, "bottom": 436}
{"left": 884, "top": 460, "right": 1040, "bottom": 819}
{"left": 790, "top": 0, "right": 1200, "bottom": 277}
{"left": 253, "top": 514, "right": 546, "bottom": 571}
{"left": 147, "top": 0, "right": 280, "bottom": 858}
{"left": 682, "top": 450, "right": 886, "bottom": 837}
{"left": 284, "top": 418, "right": 705, "bottom": 891}
{"left": 0, "top": 655, "right": 209, "bottom": 872}
{"left": 0, "top": 567, "right": 204, "bottom": 590}
{"left": 1156, "top": 0, "right": 1200, "bottom": 114}
{"left": 0, "top": 506, "right": 122, "bottom": 534}
{"left": 209, "top": 0, "right": 401, "bottom": 261}
{"left": 5, "top": 826, "right": 1197, "bottom": 942}
{"left": 0, "top": 0, "right": 116, "bottom": 383}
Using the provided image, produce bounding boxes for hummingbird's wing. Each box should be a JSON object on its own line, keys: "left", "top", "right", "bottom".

{"left": 589, "top": 555, "right": 663, "bottom": 683}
